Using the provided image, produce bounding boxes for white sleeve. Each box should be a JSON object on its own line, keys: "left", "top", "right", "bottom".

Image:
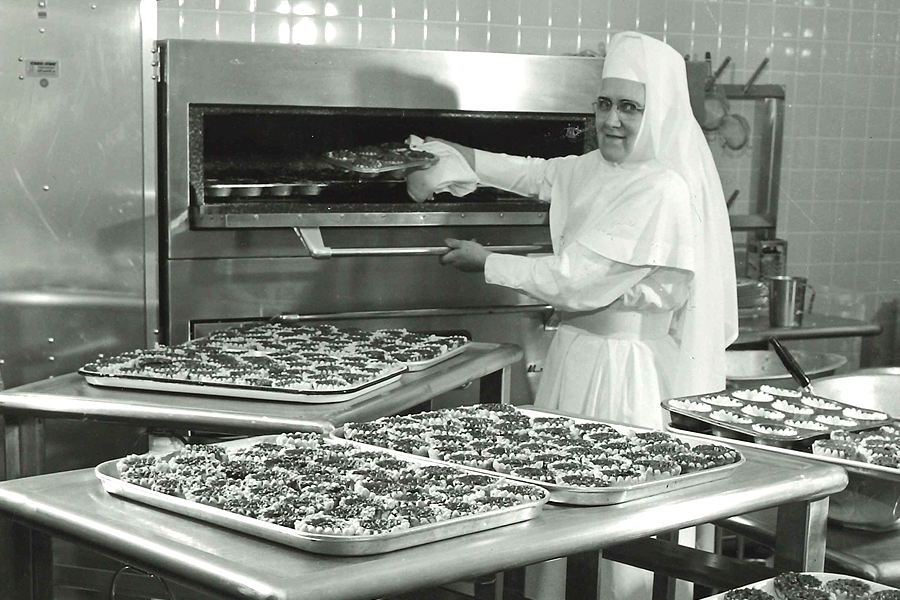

{"left": 484, "top": 242, "right": 692, "bottom": 312}
{"left": 474, "top": 149, "right": 556, "bottom": 202}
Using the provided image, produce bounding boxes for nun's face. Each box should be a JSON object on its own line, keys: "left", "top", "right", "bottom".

{"left": 595, "top": 78, "right": 646, "bottom": 164}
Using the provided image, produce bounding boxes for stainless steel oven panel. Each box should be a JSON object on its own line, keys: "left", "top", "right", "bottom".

{"left": 161, "top": 224, "right": 549, "bottom": 260}
{"left": 166, "top": 255, "right": 538, "bottom": 339}
{"left": 160, "top": 41, "right": 605, "bottom": 256}
{"left": 0, "top": 0, "right": 155, "bottom": 386}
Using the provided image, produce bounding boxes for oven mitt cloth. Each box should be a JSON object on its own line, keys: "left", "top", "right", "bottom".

{"left": 405, "top": 135, "right": 478, "bottom": 203}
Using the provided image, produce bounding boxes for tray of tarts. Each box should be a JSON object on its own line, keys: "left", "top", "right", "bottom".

{"left": 702, "top": 571, "right": 899, "bottom": 600}
{"left": 332, "top": 405, "right": 745, "bottom": 506}
{"left": 664, "top": 385, "right": 900, "bottom": 530}
{"left": 322, "top": 141, "right": 438, "bottom": 178}
{"left": 79, "top": 320, "right": 470, "bottom": 404}
{"left": 96, "top": 432, "right": 549, "bottom": 556}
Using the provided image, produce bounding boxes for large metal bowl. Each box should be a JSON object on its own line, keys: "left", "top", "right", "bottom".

{"left": 810, "top": 367, "right": 900, "bottom": 414}
{"left": 725, "top": 350, "right": 848, "bottom": 389}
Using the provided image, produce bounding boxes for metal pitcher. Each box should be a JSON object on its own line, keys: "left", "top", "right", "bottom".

{"left": 767, "top": 276, "right": 815, "bottom": 328}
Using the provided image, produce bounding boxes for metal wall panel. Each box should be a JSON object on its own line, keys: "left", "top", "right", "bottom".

{"left": 0, "top": 0, "right": 155, "bottom": 388}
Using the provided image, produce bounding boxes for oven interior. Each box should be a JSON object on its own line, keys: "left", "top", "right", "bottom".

{"left": 191, "top": 105, "right": 597, "bottom": 223}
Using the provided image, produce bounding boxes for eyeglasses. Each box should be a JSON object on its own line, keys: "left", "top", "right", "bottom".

{"left": 593, "top": 97, "right": 645, "bottom": 121}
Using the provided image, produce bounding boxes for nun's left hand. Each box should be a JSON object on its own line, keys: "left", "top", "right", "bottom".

{"left": 440, "top": 238, "right": 492, "bottom": 272}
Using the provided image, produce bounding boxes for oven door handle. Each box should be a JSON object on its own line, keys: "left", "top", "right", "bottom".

{"left": 295, "top": 227, "right": 550, "bottom": 259}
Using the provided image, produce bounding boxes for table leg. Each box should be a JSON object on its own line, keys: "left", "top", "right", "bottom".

{"left": 1, "top": 414, "right": 53, "bottom": 600}
{"left": 478, "top": 366, "right": 511, "bottom": 405}
{"left": 565, "top": 550, "right": 600, "bottom": 600}
{"left": 773, "top": 498, "right": 829, "bottom": 572}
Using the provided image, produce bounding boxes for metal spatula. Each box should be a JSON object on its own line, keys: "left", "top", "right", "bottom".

{"left": 769, "top": 337, "right": 815, "bottom": 395}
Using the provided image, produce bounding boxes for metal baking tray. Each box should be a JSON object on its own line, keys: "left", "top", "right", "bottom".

{"left": 80, "top": 368, "right": 403, "bottom": 404}
{"left": 404, "top": 342, "right": 470, "bottom": 372}
{"left": 331, "top": 407, "right": 744, "bottom": 506}
{"left": 95, "top": 435, "right": 548, "bottom": 555}
{"left": 323, "top": 150, "right": 438, "bottom": 178}
{"left": 663, "top": 390, "right": 893, "bottom": 447}
{"left": 664, "top": 424, "right": 900, "bottom": 531}
{"left": 699, "top": 572, "right": 898, "bottom": 600}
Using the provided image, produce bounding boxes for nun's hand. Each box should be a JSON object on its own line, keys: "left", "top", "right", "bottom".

{"left": 440, "top": 238, "right": 491, "bottom": 272}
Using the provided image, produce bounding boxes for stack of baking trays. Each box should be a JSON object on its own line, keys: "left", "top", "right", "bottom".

{"left": 663, "top": 386, "right": 900, "bottom": 530}
{"left": 79, "top": 318, "right": 469, "bottom": 403}
{"left": 95, "top": 405, "right": 744, "bottom": 555}
{"left": 736, "top": 278, "right": 769, "bottom": 318}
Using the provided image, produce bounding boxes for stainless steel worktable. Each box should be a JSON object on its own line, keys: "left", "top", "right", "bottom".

{"left": 0, "top": 342, "right": 521, "bottom": 600}
{"left": 734, "top": 313, "right": 882, "bottom": 345}
{"left": 0, "top": 342, "right": 521, "bottom": 478}
{"left": 721, "top": 511, "right": 900, "bottom": 587}
{"left": 0, "top": 442, "right": 847, "bottom": 600}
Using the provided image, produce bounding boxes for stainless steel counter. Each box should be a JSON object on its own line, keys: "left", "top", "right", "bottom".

{"left": 0, "top": 342, "right": 521, "bottom": 599}
{"left": 2, "top": 342, "right": 520, "bottom": 433}
{"left": 0, "top": 444, "right": 846, "bottom": 600}
{"left": 734, "top": 313, "right": 882, "bottom": 345}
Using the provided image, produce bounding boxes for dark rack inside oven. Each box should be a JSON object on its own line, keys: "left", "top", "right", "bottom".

{"left": 189, "top": 105, "right": 594, "bottom": 229}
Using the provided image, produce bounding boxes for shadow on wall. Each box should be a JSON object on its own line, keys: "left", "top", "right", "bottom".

{"left": 861, "top": 299, "right": 900, "bottom": 368}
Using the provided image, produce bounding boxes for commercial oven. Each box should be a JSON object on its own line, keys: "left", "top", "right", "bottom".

{"left": 157, "top": 40, "right": 707, "bottom": 407}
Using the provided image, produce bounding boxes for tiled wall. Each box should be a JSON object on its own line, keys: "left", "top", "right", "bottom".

{"left": 157, "top": 0, "right": 900, "bottom": 365}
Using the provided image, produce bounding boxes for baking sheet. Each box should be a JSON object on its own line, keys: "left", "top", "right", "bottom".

{"left": 332, "top": 407, "right": 744, "bottom": 506}
{"left": 403, "top": 342, "right": 470, "bottom": 372}
{"left": 664, "top": 424, "right": 900, "bottom": 531}
{"left": 699, "top": 572, "right": 898, "bottom": 600}
{"left": 322, "top": 153, "right": 438, "bottom": 178}
{"left": 663, "top": 390, "right": 894, "bottom": 446}
{"left": 95, "top": 434, "right": 548, "bottom": 556}
{"left": 81, "top": 369, "right": 404, "bottom": 404}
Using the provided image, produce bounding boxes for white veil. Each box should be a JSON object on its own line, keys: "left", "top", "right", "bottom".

{"left": 604, "top": 32, "right": 739, "bottom": 397}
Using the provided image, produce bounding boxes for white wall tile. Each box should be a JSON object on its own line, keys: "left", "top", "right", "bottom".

{"left": 253, "top": 13, "right": 293, "bottom": 42}
{"left": 487, "top": 25, "right": 519, "bottom": 52}
{"left": 519, "top": 27, "right": 550, "bottom": 54}
{"left": 519, "top": 0, "right": 549, "bottom": 27}
{"left": 424, "top": 22, "right": 457, "bottom": 49}
{"left": 458, "top": 23, "right": 488, "bottom": 51}
{"left": 426, "top": 0, "right": 459, "bottom": 22}
{"left": 459, "top": 0, "right": 488, "bottom": 23}
{"left": 489, "top": 0, "right": 521, "bottom": 25}
{"left": 608, "top": 0, "right": 638, "bottom": 32}
{"left": 361, "top": 0, "right": 392, "bottom": 19}
{"left": 360, "top": 18, "right": 393, "bottom": 46}
{"left": 849, "top": 9, "right": 875, "bottom": 42}
{"left": 548, "top": 28, "right": 578, "bottom": 55}
{"left": 549, "top": 0, "right": 578, "bottom": 29}
{"left": 579, "top": 0, "right": 608, "bottom": 29}
{"left": 394, "top": 0, "right": 425, "bottom": 20}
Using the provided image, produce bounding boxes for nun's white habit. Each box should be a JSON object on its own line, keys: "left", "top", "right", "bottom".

{"left": 476, "top": 32, "right": 738, "bottom": 427}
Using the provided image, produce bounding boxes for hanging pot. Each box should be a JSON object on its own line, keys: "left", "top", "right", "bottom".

{"left": 702, "top": 95, "right": 728, "bottom": 131}
{"left": 719, "top": 113, "right": 750, "bottom": 150}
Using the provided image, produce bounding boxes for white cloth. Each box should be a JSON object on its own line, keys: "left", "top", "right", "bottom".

{"left": 477, "top": 149, "right": 693, "bottom": 429}
{"left": 405, "top": 135, "right": 478, "bottom": 202}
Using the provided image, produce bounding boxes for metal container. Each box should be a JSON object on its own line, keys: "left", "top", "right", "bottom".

{"left": 767, "top": 275, "right": 814, "bottom": 328}
{"left": 725, "top": 350, "right": 848, "bottom": 389}
{"left": 746, "top": 239, "right": 787, "bottom": 280}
